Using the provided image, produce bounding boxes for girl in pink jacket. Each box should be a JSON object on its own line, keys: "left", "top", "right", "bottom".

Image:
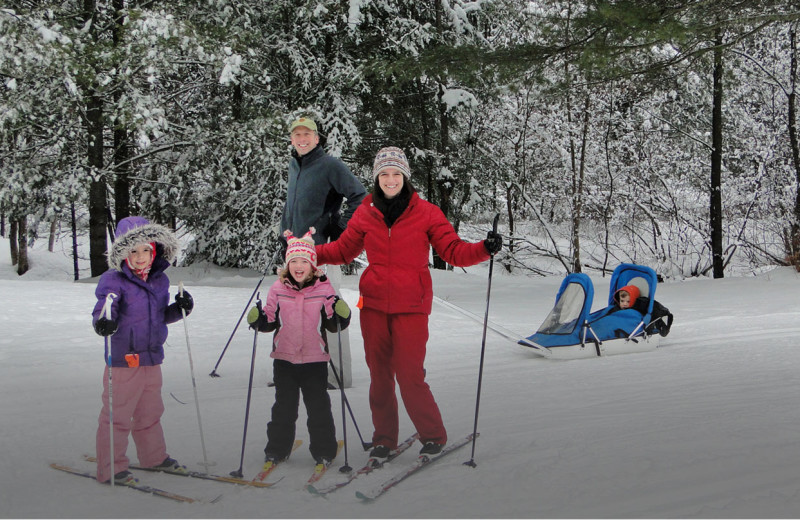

{"left": 247, "top": 229, "right": 350, "bottom": 466}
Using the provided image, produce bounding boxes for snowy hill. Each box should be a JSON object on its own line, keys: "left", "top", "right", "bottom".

{"left": 2, "top": 237, "right": 800, "bottom": 518}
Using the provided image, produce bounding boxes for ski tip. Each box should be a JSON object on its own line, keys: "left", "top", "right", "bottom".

{"left": 355, "top": 490, "right": 374, "bottom": 502}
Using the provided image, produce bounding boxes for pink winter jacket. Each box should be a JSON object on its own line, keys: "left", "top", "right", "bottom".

{"left": 263, "top": 275, "right": 339, "bottom": 364}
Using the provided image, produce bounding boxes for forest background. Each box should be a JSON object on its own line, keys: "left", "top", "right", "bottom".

{"left": 3, "top": 1, "right": 800, "bottom": 281}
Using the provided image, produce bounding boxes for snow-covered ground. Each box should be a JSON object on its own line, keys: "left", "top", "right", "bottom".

{"left": 2, "top": 236, "right": 800, "bottom": 518}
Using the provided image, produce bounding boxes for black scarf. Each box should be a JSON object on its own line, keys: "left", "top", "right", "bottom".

{"left": 373, "top": 182, "right": 412, "bottom": 228}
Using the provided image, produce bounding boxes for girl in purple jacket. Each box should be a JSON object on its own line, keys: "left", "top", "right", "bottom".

{"left": 247, "top": 228, "right": 351, "bottom": 468}
{"left": 91, "top": 216, "right": 194, "bottom": 485}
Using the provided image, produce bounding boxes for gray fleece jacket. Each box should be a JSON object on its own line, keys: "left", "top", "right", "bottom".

{"left": 280, "top": 145, "right": 366, "bottom": 245}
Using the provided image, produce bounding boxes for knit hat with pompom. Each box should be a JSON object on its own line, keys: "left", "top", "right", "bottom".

{"left": 284, "top": 228, "right": 319, "bottom": 271}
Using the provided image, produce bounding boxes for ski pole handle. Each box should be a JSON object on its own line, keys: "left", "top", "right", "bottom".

{"left": 490, "top": 213, "right": 500, "bottom": 257}
{"left": 179, "top": 281, "right": 185, "bottom": 297}
{"left": 103, "top": 293, "right": 117, "bottom": 320}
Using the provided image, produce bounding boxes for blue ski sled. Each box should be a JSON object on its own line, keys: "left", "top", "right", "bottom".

{"left": 520, "top": 263, "right": 672, "bottom": 360}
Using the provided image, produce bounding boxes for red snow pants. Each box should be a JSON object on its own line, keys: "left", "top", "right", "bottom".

{"left": 95, "top": 365, "right": 169, "bottom": 482}
{"left": 360, "top": 308, "right": 447, "bottom": 449}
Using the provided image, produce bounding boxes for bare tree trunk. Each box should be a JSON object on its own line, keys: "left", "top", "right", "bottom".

{"left": 17, "top": 217, "right": 29, "bottom": 275}
{"left": 710, "top": 28, "right": 725, "bottom": 279}
{"left": 505, "top": 184, "right": 515, "bottom": 274}
{"left": 601, "top": 82, "right": 616, "bottom": 276}
{"left": 71, "top": 202, "right": 80, "bottom": 281}
{"left": 9, "top": 220, "right": 18, "bottom": 265}
{"left": 570, "top": 95, "right": 591, "bottom": 274}
{"left": 82, "top": 0, "right": 108, "bottom": 277}
{"left": 88, "top": 94, "right": 108, "bottom": 277}
{"left": 48, "top": 219, "right": 57, "bottom": 252}
{"left": 433, "top": 82, "right": 450, "bottom": 270}
{"left": 788, "top": 27, "right": 800, "bottom": 268}
{"left": 112, "top": 0, "right": 130, "bottom": 223}
{"left": 1, "top": 212, "right": 5, "bottom": 237}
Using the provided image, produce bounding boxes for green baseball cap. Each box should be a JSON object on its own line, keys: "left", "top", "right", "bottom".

{"left": 289, "top": 117, "right": 317, "bottom": 133}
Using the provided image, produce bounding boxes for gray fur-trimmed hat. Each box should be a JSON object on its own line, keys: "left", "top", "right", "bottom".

{"left": 108, "top": 216, "right": 179, "bottom": 271}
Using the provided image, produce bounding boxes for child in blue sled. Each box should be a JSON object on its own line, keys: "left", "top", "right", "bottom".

{"left": 613, "top": 285, "right": 648, "bottom": 314}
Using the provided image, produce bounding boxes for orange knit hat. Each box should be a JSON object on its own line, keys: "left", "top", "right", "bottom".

{"left": 614, "top": 285, "right": 640, "bottom": 305}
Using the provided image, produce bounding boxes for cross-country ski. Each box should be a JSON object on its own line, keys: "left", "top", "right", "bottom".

{"left": 355, "top": 433, "right": 477, "bottom": 501}
{"left": 307, "top": 433, "right": 419, "bottom": 496}
{"left": 49, "top": 463, "right": 219, "bottom": 504}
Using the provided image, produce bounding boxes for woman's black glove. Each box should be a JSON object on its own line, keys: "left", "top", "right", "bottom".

{"left": 484, "top": 230, "right": 503, "bottom": 255}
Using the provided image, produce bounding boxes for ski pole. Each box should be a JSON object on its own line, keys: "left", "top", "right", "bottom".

{"left": 210, "top": 249, "right": 281, "bottom": 377}
{"left": 230, "top": 294, "right": 262, "bottom": 478}
{"left": 464, "top": 213, "right": 500, "bottom": 468}
{"left": 335, "top": 315, "right": 352, "bottom": 472}
{"left": 179, "top": 282, "right": 211, "bottom": 473}
{"left": 327, "top": 357, "right": 370, "bottom": 450}
{"left": 102, "top": 292, "right": 117, "bottom": 485}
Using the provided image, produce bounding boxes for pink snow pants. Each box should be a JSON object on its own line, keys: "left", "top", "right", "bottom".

{"left": 95, "top": 365, "right": 168, "bottom": 482}
{"left": 360, "top": 308, "right": 447, "bottom": 449}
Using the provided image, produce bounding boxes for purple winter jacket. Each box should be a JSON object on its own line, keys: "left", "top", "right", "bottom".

{"left": 92, "top": 216, "right": 183, "bottom": 367}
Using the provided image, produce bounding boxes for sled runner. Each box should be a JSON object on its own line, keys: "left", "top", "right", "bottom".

{"left": 520, "top": 263, "right": 672, "bottom": 360}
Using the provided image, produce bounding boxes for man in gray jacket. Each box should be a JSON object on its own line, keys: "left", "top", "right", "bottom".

{"left": 280, "top": 116, "right": 366, "bottom": 388}
{"left": 281, "top": 117, "right": 366, "bottom": 245}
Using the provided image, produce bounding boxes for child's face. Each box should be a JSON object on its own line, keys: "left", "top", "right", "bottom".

{"left": 288, "top": 258, "right": 313, "bottom": 283}
{"left": 127, "top": 244, "right": 154, "bottom": 270}
{"left": 618, "top": 291, "right": 631, "bottom": 309}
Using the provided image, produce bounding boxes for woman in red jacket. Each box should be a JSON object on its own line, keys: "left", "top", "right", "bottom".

{"left": 316, "top": 146, "right": 502, "bottom": 458}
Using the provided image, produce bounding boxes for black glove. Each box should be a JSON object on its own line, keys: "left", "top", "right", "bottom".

{"left": 175, "top": 290, "right": 194, "bottom": 312}
{"left": 484, "top": 230, "right": 502, "bottom": 255}
{"left": 94, "top": 317, "right": 118, "bottom": 337}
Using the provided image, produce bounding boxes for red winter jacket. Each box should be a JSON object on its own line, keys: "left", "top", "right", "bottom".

{"left": 316, "top": 192, "right": 490, "bottom": 315}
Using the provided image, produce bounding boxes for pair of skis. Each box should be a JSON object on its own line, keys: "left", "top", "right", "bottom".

{"left": 253, "top": 439, "right": 342, "bottom": 490}
{"left": 54, "top": 438, "right": 306, "bottom": 503}
{"left": 355, "top": 433, "right": 477, "bottom": 501}
{"left": 49, "top": 463, "right": 221, "bottom": 504}
{"left": 308, "top": 432, "right": 475, "bottom": 501}
{"left": 80, "top": 454, "right": 281, "bottom": 488}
